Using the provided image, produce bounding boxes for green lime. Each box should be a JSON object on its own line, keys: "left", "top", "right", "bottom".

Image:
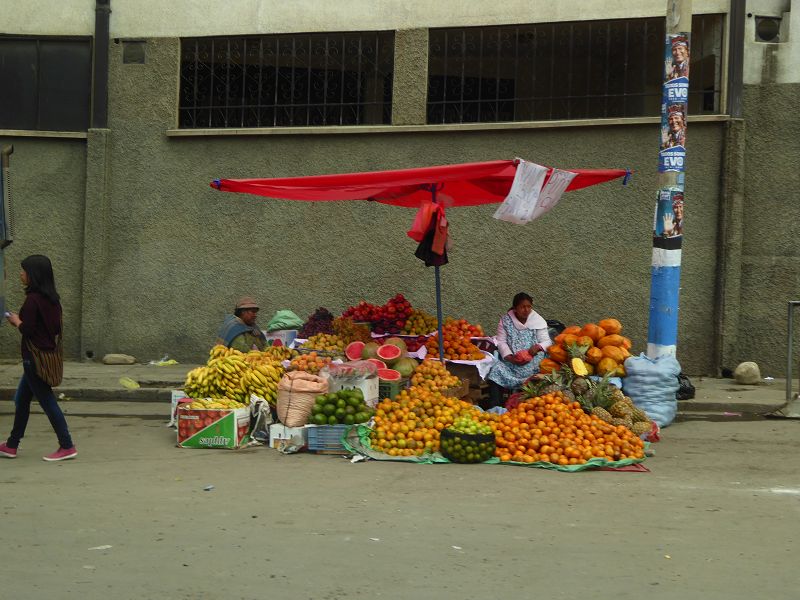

{"left": 312, "top": 413, "right": 328, "bottom": 426}
{"left": 327, "top": 415, "right": 337, "bottom": 425}
{"left": 354, "top": 411, "right": 367, "bottom": 423}
{"left": 343, "top": 414, "right": 355, "bottom": 425}
{"left": 322, "top": 403, "right": 336, "bottom": 416}
{"left": 334, "top": 407, "right": 347, "bottom": 421}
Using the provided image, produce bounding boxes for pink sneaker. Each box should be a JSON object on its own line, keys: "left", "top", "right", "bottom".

{"left": 0, "top": 443, "right": 17, "bottom": 458}
{"left": 43, "top": 447, "right": 77, "bottom": 462}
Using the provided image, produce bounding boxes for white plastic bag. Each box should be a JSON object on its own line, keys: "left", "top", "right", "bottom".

{"left": 493, "top": 161, "right": 549, "bottom": 224}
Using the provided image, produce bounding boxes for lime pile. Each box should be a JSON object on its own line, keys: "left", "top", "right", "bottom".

{"left": 440, "top": 416, "right": 495, "bottom": 463}
{"left": 309, "top": 389, "right": 374, "bottom": 426}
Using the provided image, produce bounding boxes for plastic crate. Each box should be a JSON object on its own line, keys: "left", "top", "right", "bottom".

{"left": 378, "top": 377, "right": 410, "bottom": 400}
{"left": 305, "top": 424, "right": 349, "bottom": 453}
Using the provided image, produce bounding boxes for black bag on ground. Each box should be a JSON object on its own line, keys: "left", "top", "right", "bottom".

{"left": 676, "top": 372, "right": 696, "bottom": 400}
{"left": 546, "top": 319, "right": 566, "bottom": 341}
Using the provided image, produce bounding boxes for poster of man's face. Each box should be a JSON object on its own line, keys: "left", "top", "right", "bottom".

{"left": 668, "top": 36, "right": 690, "bottom": 80}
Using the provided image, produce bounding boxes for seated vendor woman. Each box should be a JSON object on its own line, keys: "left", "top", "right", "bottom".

{"left": 216, "top": 297, "right": 268, "bottom": 352}
{"left": 484, "top": 292, "right": 552, "bottom": 409}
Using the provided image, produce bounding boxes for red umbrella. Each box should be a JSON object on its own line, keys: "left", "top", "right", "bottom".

{"left": 211, "top": 160, "right": 629, "bottom": 358}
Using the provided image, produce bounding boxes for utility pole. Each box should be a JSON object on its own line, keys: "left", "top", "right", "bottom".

{"left": 647, "top": 0, "right": 692, "bottom": 359}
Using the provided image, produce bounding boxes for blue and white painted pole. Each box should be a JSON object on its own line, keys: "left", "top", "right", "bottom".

{"left": 648, "top": 4, "right": 691, "bottom": 359}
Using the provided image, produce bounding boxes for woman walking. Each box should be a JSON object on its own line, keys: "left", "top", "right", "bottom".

{"left": 0, "top": 255, "right": 76, "bottom": 461}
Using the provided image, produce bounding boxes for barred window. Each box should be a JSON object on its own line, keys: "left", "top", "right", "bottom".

{"left": 427, "top": 15, "right": 723, "bottom": 124}
{"left": 0, "top": 36, "right": 92, "bottom": 132}
{"left": 179, "top": 32, "right": 394, "bottom": 128}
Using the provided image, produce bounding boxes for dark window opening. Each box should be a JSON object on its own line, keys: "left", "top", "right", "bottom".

{"left": 427, "top": 14, "right": 724, "bottom": 124}
{"left": 0, "top": 36, "right": 92, "bottom": 132}
{"left": 179, "top": 32, "right": 395, "bottom": 128}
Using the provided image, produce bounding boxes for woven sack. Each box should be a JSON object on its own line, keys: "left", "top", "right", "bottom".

{"left": 277, "top": 371, "right": 328, "bottom": 427}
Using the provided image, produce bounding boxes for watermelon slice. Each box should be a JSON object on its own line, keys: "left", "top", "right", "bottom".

{"left": 345, "top": 341, "right": 366, "bottom": 361}
{"left": 366, "top": 358, "right": 387, "bottom": 370}
{"left": 377, "top": 368, "right": 402, "bottom": 381}
{"left": 376, "top": 344, "right": 402, "bottom": 365}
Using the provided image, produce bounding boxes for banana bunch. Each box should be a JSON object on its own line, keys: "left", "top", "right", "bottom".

{"left": 187, "top": 398, "right": 247, "bottom": 409}
{"left": 259, "top": 346, "right": 298, "bottom": 362}
{"left": 239, "top": 361, "right": 283, "bottom": 406}
{"left": 183, "top": 348, "right": 285, "bottom": 407}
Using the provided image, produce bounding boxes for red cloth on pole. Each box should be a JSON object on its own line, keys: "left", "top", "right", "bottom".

{"left": 211, "top": 160, "right": 627, "bottom": 208}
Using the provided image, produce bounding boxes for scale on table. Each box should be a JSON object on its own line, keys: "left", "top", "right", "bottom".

{"left": 0, "top": 145, "right": 14, "bottom": 320}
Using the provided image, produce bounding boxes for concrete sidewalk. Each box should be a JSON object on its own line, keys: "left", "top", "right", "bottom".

{"left": 0, "top": 360, "right": 794, "bottom": 416}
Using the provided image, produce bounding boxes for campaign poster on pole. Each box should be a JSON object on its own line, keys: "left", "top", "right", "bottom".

{"left": 659, "top": 33, "right": 690, "bottom": 173}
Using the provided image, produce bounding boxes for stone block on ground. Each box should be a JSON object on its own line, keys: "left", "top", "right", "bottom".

{"left": 102, "top": 353, "right": 137, "bottom": 365}
{"left": 733, "top": 361, "right": 761, "bottom": 385}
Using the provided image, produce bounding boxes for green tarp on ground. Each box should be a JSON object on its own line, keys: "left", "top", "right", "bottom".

{"left": 342, "top": 424, "right": 647, "bottom": 472}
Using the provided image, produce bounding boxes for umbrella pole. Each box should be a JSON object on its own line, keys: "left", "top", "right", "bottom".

{"left": 434, "top": 264, "right": 445, "bottom": 363}
{"left": 429, "top": 185, "right": 446, "bottom": 363}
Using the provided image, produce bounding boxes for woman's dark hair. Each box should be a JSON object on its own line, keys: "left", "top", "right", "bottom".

{"left": 511, "top": 292, "right": 533, "bottom": 309}
{"left": 21, "top": 255, "right": 60, "bottom": 304}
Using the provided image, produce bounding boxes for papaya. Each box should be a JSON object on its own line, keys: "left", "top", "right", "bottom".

{"left": 596, "top": 357, "right": 618, "bottom": 376}
{"left": 554, "top": 333, "right": 567, "bottom": 345}
{"left": 585, "top": 346, "right": 604, "bottom": 365}
{"left": 615, "top": 363, "right": 627, "bottom": 377}
{"left": 576, "top": 335, "right": 594, "bottom": 348}
{"left": 598, "top": 318, "right": 622, "bottom": 335}
{"left": 563, "top": 325, "right": 582, "bottom": 336}
{"left": 601, "top": 345, "right": 626, "bottom": 363}
{"left": 538, "top": 358, "right": 561, "bottom": 374}
{"left": 561, "top": 334, "right": 579, "bottom": 347}
{"left": 547, "top": 344, "right": 568, "bottom": 363}
{"left": 579, "top": 323, "right": 604, "bottom": 342}
{"left": 597, "top": 334, "right": 625, "bottom": 348}
{"left": 620, "top": 336, "right": 633, "bottom": 350}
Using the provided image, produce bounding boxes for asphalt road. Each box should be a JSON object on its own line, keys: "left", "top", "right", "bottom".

{"left": 0, "top": 406, "right": 798, "bottom": 600}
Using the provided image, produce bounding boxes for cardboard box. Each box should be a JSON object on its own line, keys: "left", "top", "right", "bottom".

{"left": 269, "top": 424, "right": 307, "bottom": 450}
{"left": 177, "top": 406, "right": 250, "bottom": 449}
{"left": 328, "top": 376, "right": 379, "bottom": 407}
{"left": 263, "top": 329, "right": 298, "bottom": 347}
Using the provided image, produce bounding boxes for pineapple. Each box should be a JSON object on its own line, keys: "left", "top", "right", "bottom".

{"left": 591, "top": 406, "right": 614, "bottom": 423}
{"left": 610, "top": 386, "right": 626, "bottom": 404}
{"left": 565, "top": 342, "right": 591, "bottom": 377}
{"left": 570, "top": 376, "right": 590, "bottom": 397}
{"left": 630, "top": 406, "right": 649, "bottom": 423}
{"left": 611, "top": 416, "right": 634, "bottom": 429}
{"left": 610, "top": 401, "right": 633, "bottom": 419}
{"left": 630, "top": 421, "right": 652, "bottom": 435}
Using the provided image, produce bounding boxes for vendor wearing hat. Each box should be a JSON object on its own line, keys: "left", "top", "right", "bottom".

{"left": 216, "top": 297, "right": 268, "bottom": 352}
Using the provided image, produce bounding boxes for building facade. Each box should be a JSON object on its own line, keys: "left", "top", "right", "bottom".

{"left": 0, "top": 0, "right": 797, "bottom": 376}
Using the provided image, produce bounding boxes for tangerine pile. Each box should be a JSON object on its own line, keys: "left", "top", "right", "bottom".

{"left": 493, "top": 391, "right": 645, "bottom": 464}
{"left": 289, "top": 352, "right": 332, "bottom": 374}
{"left": 369, "top": 390, "right": 498, "bottom": 457}
{"left": 410, "top": 359, "right": 460, "bottom": 391}
{"left": 425, "top": 319, "right": 485, "bottom": 361}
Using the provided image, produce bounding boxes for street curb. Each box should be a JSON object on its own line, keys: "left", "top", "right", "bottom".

{"left": 676, "top": 400, "right": 784, "bottom": 415}
{"left": 0, "top": 387, "right": 174, "bottom": 403}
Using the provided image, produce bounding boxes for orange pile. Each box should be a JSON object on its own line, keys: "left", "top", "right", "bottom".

{"left": 410, "top": 359, "right": 460, "bottom": 391}
{"left": 425, "top": 318, "right": 485, "bottom": 361}
{"left": 494, "top": 391, "right": 645, "bottom": 464}
{"left": 369, "top": 391, "right": 499, "bottom": 457}
{"left": 289, "top": 352, "right": 332, "bottom": 374}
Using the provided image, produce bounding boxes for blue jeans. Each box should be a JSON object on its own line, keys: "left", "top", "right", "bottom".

{"left": 6, "top": 359, "right": 73, "bottom": 450}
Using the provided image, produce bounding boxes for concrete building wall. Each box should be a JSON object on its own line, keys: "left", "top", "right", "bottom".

{"left": 2, "top": 0, "right": 798, "bottom": 376}
{"left": 0, "top": 137, "right": 87, "bottom": 359}
{"left": 76, "top": 37, "right": 724, "bottom": 374}
{"left": 0, "top": 0, "right": 730, "bottom": 37}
